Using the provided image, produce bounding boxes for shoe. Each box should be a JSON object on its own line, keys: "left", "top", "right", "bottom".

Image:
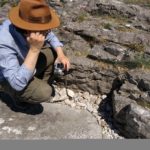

{"left": 13, "top": 100, "right": 32, "bottom": 111}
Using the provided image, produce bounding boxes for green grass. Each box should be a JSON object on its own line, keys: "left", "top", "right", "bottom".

{"left": 118, "top": 52, "right": 150, "bottom": 69}
{"left": 115, "top": 26, "right": 135, "bottom": 32}
{"left": 126, "top": 43, "right": 145, "bottom": 52}
{"left": 102, "top": 23, "right": 112, "bottom": 30}
{"left": 76, "top": 12, "right": 88, "bottom": 23}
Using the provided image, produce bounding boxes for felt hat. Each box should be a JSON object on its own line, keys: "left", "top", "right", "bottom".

{"left": 8, "top": 0, "right": 60, "bottom": 31}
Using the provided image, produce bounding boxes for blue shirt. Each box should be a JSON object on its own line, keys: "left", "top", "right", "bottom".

{"left": 0, "top": 20, "right": 63, "bottom": 91}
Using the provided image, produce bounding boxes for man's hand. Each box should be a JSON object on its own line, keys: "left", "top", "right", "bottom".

{"left": 55, "top": 47, "right": 70, "bottom": 71}
{"left": 27, "top": 32, "right": 45, "bottom": 53}
{"left": 23, "top": 32, "right": 45, "bottom": 72}
{"left": 55, "top": 55, "right": 70, "bottom": 71}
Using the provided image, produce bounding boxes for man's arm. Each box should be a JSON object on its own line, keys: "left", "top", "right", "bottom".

{"left": 24, "top": 32, "right": 45, "bottom": 71}
{"left": 0, "top": 32, "right": 45, "bottom": 91}
{"left": 46, "top": 31, "right": 70, "bottom": 71}
{"left": 55, "top": 46, "right": 70, "bottom": 71}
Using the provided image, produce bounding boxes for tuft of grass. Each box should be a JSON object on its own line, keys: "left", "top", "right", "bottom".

{"left": 116, "top": 26, "right": 134, "bottom": 32}
{"left": 74, "top": 50, "right": 90, "bottom": 57}
{"left": 117, "top": 52, "right": 150, "bottom": 69}
{"left": 136, "top": 100, "right": 150, "bottom": 110}
{"left": 125, "top": 43, "right": 145, "bottom": 52}
{"left": 76, "top": 12, "right": 88, "bottom": 23}
{"left": 102, "top": 23, "right": 112, "bottom": 30}
{"left": 101, "top": 15, "right": 129, "bottom": 24}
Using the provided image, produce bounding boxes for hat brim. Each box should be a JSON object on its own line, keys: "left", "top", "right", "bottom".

{"left": 8, "top": 6, "right": 60, "bottom": 31}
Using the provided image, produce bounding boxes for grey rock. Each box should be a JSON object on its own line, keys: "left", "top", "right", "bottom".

{"left": 123, "top": 103, "right": 150, "bottom": 138}
{"left": 89, "top": 45, "right": 116, "bottom": 61}
{"left": 0, "top": 100, "right": 102, "bottom": 139}
{"left": 66, "top": 89, "right": 75, "bottom": 98}
{"left": 1, "top": 0, "right": 150, "bottom": 139}
{"left": 112, "top": 72, "right": 150, "bottom": 138}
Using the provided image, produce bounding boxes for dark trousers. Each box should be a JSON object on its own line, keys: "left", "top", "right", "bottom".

{"left": 0, "top": 47, "right": 55, "bottom": 103}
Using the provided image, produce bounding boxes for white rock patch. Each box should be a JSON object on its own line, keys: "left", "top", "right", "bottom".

{"left": 27, "top": 126, "right": 36, "bottom": 131}
{"left": 8, "top": 118, "right": 14, "bottom": 121}
{"left": 0, "top": 118, "right": 5, "bottom": 125}
{"left": 2, "top": 126, "right": 22, "bottom": 135}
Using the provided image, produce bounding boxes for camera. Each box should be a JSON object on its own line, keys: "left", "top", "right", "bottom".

{"left": 54, "top": 63, "right": 65, "bottom": 76}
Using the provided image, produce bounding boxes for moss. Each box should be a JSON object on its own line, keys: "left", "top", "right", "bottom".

{"left": 101, "top": 15, "right": 129, "bottom": 24}
{"left": 76, "top": 12, "right": 88, "bottom": 23}
{"left": 102, "top": 23, "right": 112, "bottom": 30}
{"left": 74, "top": 50, "right": 90, "bottom": 57}
{"left": 99, "top": 36, "right": 109, "bottom": 44}
{"left": 125, "top": 43, "right": 145, "bottom": 52}
{"left": 136, "top": 100, "right": 150, "bottom": 110}
{"left": 116, "top": 26, "right": 135, "bottom": 32}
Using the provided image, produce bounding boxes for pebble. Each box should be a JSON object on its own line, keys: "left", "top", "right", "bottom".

{"left": 102, "top": 95, "right": 107, "bottom": 100}
{"left": 86, "top": 103, "right": 94, "bottom": 113}
{"left": 125, "top": 24, "right": 132, "bottom": 28}
{"left": 67, "top": 89, "right": 75, "bottom": 98}
{"left": 82, "top": 92, "right": 90, "bottom": 99}
{"left": 76, "top": 102, "right": 87, "bottom": 108}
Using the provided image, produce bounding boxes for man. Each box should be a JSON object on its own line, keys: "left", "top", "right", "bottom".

{"left": 0, "top": 0, "right": 70, "bottom": 104}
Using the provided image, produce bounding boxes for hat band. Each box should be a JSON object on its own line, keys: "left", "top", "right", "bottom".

{"left": 19, "top": 10, "right": 51, "bottom": 24}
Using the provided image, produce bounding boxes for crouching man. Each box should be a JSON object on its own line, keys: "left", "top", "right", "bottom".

{"left": 0, "top": 0, "right": 70, "bottom": 104}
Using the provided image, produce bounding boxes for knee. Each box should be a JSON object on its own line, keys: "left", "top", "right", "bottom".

{"left": 37, "top": 84, "right": 52, "bottom": 102}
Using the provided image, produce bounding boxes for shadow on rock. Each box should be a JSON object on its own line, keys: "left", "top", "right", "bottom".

{"left": 98, "top": 93, "right": 114, "bottom": 124}
{"left": 98, "top": 93, "right": 124, "bottom": 138}
{"left": 0, "top": 92, "right": 44, "bottom": 115}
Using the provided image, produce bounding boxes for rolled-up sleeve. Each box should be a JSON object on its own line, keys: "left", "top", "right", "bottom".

{"left": 0, "top": 46, "right": 35, "bottom": 91}
{"left": 46, "top": 31, "right": 63, "bottom": 49}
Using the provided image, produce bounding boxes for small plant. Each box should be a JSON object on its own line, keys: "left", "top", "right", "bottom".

{"left": 116, "top": 26, "right": 134, "bottom": 32}
{"left": 118, "top": 52, "right": 150, "bottom": 69}
{"left": 74, "top": 50, "right": 89, "bottom": 57}
{"left": 103, "top": 23, "right": 112, "bottom": 30}
{"left": 77, "top": 12, "right": 88, "bottom": 23}
{"left": 136, "top": 99, "right": 150, "bottom": 109}
{"left": 126, "top": 43, "right": 145, "bottom": 52}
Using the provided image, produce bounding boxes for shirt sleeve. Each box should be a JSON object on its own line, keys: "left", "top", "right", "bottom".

{"left": 0, "top": 45, "right": 35, "bottom": 91}
{"left": 46, "top": 31, "right": 63, "bottom": 49}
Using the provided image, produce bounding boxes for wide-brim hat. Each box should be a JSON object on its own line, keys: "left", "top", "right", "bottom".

{"left": 8, "top": 0, "right": 60, "bottom": 31}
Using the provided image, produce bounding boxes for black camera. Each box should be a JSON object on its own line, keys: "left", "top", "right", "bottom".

{"left": 54, "top": 63, "right": 64, "bottom": 76}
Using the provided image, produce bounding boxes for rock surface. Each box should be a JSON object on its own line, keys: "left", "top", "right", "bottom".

{"left": 0, "top": 97, "right": 102, "bottom": 139}
{"left": 1, "top": 0, "right": 150, "bottom": 138}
